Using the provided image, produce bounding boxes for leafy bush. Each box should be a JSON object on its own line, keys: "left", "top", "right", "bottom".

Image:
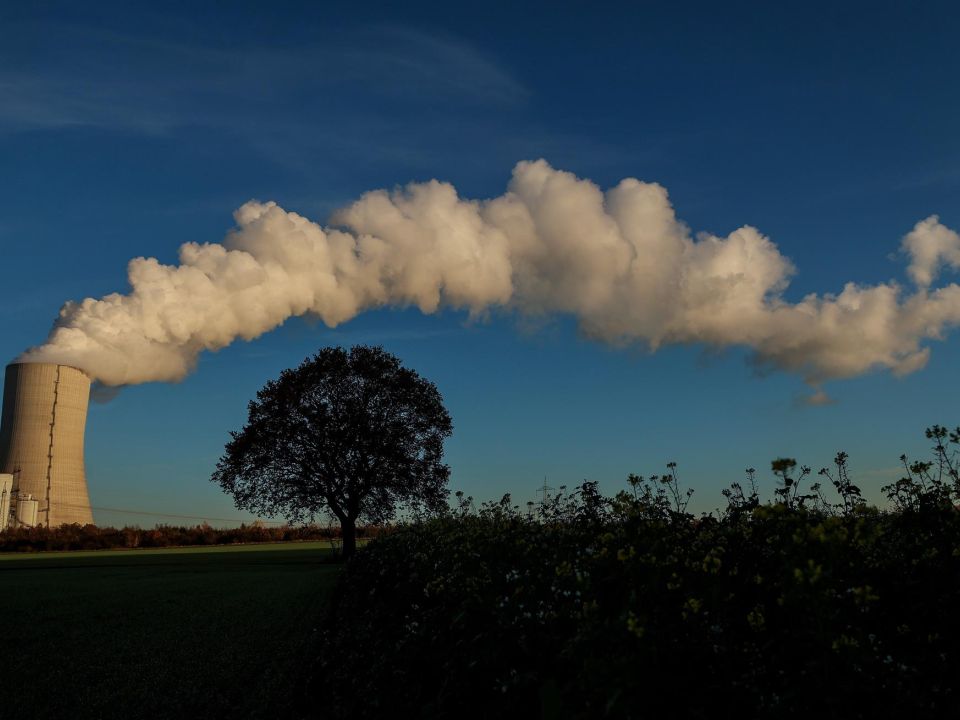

{"left": 314, "top": 427, "right": 960, "bottom": 718}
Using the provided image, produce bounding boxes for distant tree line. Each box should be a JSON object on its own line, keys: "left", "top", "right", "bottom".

{"left": 0, "top": 522, "right": 387, "bottom": 553}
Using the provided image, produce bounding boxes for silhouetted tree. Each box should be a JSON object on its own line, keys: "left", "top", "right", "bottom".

{"left": 211, "top": 345, "right": 453, "bottom": 557}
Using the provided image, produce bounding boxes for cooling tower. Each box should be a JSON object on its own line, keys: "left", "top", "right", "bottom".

{"left": 0, "top": 363, "right": 94, "bottom": 527}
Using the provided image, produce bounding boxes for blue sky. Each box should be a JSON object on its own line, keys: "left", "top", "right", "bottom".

{"left": 2, "top": 1, "right": 959, "bottom": 526}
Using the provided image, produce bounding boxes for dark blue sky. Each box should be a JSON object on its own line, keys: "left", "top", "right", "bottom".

{"left": 2, "top": 1, "right": 959, "bottom": 525}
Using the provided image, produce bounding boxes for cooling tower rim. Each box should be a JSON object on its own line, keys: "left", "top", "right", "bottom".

{"left": 5, "top": 361, "right": 92, "bottom": 380}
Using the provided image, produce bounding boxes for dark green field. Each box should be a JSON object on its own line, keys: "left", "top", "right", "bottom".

{"left": 0, "top": 543, "right": 341, "bottom": 719}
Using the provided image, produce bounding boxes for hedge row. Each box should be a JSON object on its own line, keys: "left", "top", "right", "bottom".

{"left": 314, "top": 462, "right": 960, "bottom": 718}
{"left": 0, "top": 522, "right": 383, "bottom": 553}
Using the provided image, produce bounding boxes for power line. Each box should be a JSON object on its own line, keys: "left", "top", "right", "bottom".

{"left": 53, "top": 501, "right": 290, "bottom": 525}
{"left": 538, "top": 476, "right": 556, "bottom": 507}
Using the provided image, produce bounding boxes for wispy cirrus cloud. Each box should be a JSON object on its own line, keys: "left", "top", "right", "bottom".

{"left": 0, "top": 23, "right": 527, "bottom": 136}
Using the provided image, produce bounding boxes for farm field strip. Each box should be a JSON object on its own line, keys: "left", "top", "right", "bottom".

{"left": 0, "top": 542, "right": 339, "bottom": 719}
{"left": 0, "top": 539, "right": 340, "bottom": 562}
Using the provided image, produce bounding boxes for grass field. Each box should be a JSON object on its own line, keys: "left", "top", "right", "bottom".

{"left": 0, "top": 542, "right": 341, "bottom": 719}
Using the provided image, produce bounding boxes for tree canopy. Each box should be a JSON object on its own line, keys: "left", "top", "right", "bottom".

{"left": 211, "top": 345, "right": 453, "bottom": 556}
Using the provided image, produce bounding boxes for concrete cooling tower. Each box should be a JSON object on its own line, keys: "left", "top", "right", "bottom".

{"left": 0, "top": 363, "right": 94, "bottom": 527}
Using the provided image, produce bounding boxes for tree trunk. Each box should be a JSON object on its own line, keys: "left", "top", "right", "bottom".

{"left": 341, "top": 516, "right": 357, "bottom": 559}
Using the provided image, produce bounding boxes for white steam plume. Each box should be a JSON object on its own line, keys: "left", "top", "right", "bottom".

{"left": 18, "top": 160, "right": 960, "bottom": 393}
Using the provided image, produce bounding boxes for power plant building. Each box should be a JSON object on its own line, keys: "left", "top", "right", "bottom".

{"left": 0, "top": 473, "right": 11, "bottom": 530}
{"left": 0, "top": 363, "right": 94, "bottom": 527}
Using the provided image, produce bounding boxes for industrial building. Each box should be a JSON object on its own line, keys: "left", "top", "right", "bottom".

{"left": 0, "top": 363, "right": 94, "bottom": 528}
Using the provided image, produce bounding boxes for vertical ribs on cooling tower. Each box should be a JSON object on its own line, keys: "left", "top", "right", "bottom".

{"left": 0, "top": 363, "right": 94, "bottom": 527}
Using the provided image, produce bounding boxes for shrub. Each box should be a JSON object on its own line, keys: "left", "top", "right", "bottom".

{"left": 313, "top": 427, "right": 960, "bottom": 718}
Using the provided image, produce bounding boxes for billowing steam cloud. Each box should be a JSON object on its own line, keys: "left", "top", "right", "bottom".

{"left": 18, "top": 160, "right": 960, "bottom": 394}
